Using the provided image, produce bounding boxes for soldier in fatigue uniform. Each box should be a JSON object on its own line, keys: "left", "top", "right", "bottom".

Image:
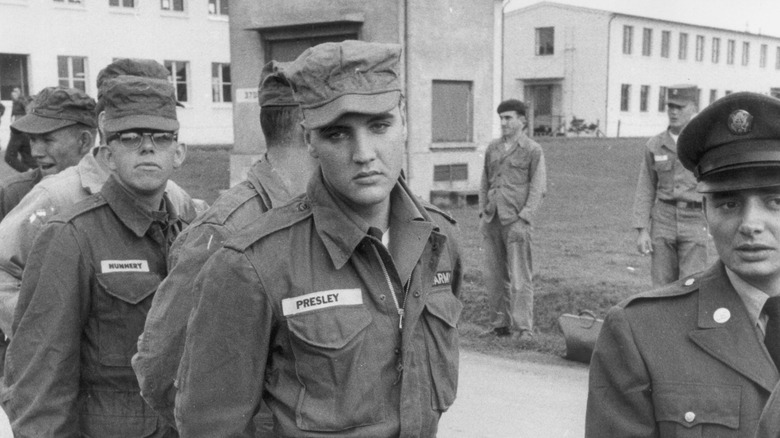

{"left": 174, "top": 40, "right": 463, "bottom": 438}
{"left": 587, "top": 92, "right": 780, "bottom": 437}
{"left": 0, "top": 87, "right": 97, "bottom": 220}
{"left": 133, "top": 60, "right": 317, "bottom": 435}
{"left": 2, "top": 75, "right": 193, "bottom": 437}
{"left": 633, "top": 85, "right": 709, "bottom": 286}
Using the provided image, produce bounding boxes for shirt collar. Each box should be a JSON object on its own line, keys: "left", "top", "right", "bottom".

{"left": 726, "top": 266, "right": 770, "bottom": 331}
{"left": 101, "top": 175, "right": 176, "bottom": 238}
{"left": 308, "top": 169, "right": 434, "bottom": 273}
{"left": 246, "top": 156, "right": 296, "bottom": 207}
{"left": 77, "top": 149, "right": 111, "bottom": 195}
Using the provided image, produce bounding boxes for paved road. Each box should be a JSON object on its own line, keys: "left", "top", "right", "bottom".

{"left": 438, "top": 349, "right": 589, "bottom": 438}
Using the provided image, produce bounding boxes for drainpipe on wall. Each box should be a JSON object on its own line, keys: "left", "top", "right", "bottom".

{"left": 403, "top": 0, "right": 411, "bottom": 183}
{"left": 605, "top": 13, "right": 616, "bottom": 137}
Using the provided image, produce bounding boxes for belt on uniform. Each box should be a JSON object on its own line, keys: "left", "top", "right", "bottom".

{"left": 659, "top": 198, "right": 702, "bottom": 209}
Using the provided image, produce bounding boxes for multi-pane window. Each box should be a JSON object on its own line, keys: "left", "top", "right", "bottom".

{"left": 678, "top": 33, "right": 688, "bottom": 60}
{"left": 433, "top": 164, "right": 468, "bottom": 182}
{"left": 211, "top": 63, "right": 231, "bottom": 103}
{"left": 710, "top": 89, "right": 718, "bottom": 104}
{"left": 208, "top": 0, "right": 228, "bottom": 15}
{"left": 661, "top": 31, "right": 670, "bottom": 58}
{"left": 164, "top": 60, "right": 189, "bottom": 103}
{"left": 161, "top": 0, "right": 184, "bottom": 11}
{"left": 622, "top": 25, "right": 633, "bottom": 55}
{"left": 57, "top": 56, "right": 87, "bottom": 92}
{"left": 695, "top": 35, "right": 704, "bottom": 61}
{"left": 535, "top": 27, "right": 554, "bottom": 56}
{"left": 658, "top": 86, "right": 667, "bottom": 112}
{"left": 109, "top": 0, "right": 135, "bottom": 7}
{"left": 761, "top": 44, "right": 768, "bottom": 68}
{"left": 620, "top": 84, "right": 631, "bottom": 111}
{"left": 642, "top": 28, "right": 652, "bottom": 56}
{"left": 432, "top": 80, "right": 473, "bottom": 142}
{"left": 776, "top": 47, "right": 780, "bottom": 69}
{"left": 639, "top": 85, "right": 649, "bottom": 112}
{"left": 727, "top": 39, "right": 735, "bottom": 64}
{"left": 712, "top": 37, "right": 721, "bottom": 63}
{"left": 742, "top": 42, "right": 750, "bottom": 66}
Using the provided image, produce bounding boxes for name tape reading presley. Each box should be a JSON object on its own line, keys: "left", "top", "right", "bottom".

{"left": 282, "top": 289, "right": 362, "bottom": 316}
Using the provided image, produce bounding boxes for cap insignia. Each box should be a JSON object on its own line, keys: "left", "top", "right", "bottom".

{"left": 727, "top": 109, "right": 753, "bottom": 135}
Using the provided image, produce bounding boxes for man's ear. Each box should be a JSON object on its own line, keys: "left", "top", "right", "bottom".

{"left": 172, "top": 141, "right": 187, "bottom": 170}
{"left": 98, "top": 111, "right": 107, "bottom": 144}
{"left": 102, "top": 144, "right": 117, "bottom": 171}
{"left": 78, "top": 130, "right": 95, "bottom": 155}
{"left": 305, "top": 128, "right": 318, "bottom": 159}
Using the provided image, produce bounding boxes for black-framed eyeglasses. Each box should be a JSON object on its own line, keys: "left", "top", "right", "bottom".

{"left": 107, "top": 131, "right": 178, "bottom": 150}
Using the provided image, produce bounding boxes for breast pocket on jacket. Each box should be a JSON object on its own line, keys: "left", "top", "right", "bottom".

{"left": 423, "top": 290, "right": 463, "bottom": 411}
{"left": 285, "top": 303, "right": 383, "bottom": 432}
{"left": 653, "top": 382, "right": 741, "bottom": 437}
{"left": 94, "top": 272, "right": 160, "bottom": 367}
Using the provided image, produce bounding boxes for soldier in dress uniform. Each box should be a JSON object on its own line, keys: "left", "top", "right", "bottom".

{"left": 587, "top": 91, "right": 780, "bottom": 437}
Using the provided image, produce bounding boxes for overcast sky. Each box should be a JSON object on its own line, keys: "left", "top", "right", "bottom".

{"left": 506, "top": 0, "right": 780, "bottom": 38}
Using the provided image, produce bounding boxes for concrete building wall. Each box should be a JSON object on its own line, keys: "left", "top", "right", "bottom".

{"left": 229, "top": 0, "right": 499, "bottom": 200}
{"left": 505, "top": 1, "right": 780, "bottom": 138}
{"left": 0, "top": 0, "right": 232, "bottom": 147}
{"left": 504, "top": 3, "right": 611, "bottom": 137}
{"left": 607, "top": 15, "right": 780, "bottom": 136}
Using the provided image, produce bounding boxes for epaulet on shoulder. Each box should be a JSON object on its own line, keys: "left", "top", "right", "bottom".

{"left": 420, "top": 199, "right": 457, "bottom": 225}
{"left": 224, "top": 197, "right": 313, "bottom": 252}
{"left": 623, "top": 273, "right": 701, "bottom": 306}
{"left": 52, "top": 193, "right": 107, "bottom": 224}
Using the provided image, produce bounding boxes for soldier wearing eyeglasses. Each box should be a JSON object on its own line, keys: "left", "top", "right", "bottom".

{"left": 2, "top": 75, "right": 189, "bottom": 437}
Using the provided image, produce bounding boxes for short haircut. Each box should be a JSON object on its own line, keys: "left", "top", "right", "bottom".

{"left": 260, "top": 106, "right": 302, "bottom": 147}
{"left": 497, "top": 99, "right": 526, "bottom": 116}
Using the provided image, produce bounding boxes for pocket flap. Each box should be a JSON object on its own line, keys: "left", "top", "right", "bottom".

{"left": 425, "top": 291, "right": 463, "bottom": 328}
{"left": 287, "top": 305, "right": 372, "bottom": 350}
{"left": 96, "top": 272, "right": 161, "bottom": 305}
{"left": 652, "top": 383, "right": 740, "bottom": 429}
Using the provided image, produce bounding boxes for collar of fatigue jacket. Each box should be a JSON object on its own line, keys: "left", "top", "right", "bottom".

{"left": 246, "top": 156, "right": 297, "bottom": 209}
{"left": 78, "top": 150, "right": 111, "bottom": 195}
{"left": 100, "top": 175, "right": 178, "bottom": 238}
{"left": 308, "top": 169, "right": 435, "bottom": 285}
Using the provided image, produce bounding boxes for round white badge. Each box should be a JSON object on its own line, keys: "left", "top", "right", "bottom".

{"left": 713, "top": 308, "right": 731, "bottom": 324}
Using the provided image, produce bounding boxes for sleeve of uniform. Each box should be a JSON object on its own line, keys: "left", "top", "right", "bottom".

{"left": 133, "top": 223, "right": 231, "bottom": 427}
{"left": 3, "top": 222, "right": 88, "bottom": 437}
{"left": 585, "top": 305, "right": 656, "bottom": 437}
{"left": 632, "top": 146, "right": 658, "bottom": 230}
{"left": 0, "top": 187, "right": 58, "bottom": 337}
{"left": 478, "top": 145, "right": 491, "bottom": 214}
{"left": 518, "top": 147, "right": 547, "bottom": 224}
{"left": 4, "top": 133, "right": 27, "bottom": 173}
{"left": 175, "top": 247, "right": 272, "bottom": 437}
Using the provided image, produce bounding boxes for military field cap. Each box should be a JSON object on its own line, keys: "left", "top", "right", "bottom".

{"left": 678, "top": 92, "right": 780, "bottom": 192}
{"left": 101, "top": 75, "right": 179, "bottom": 133}
{"left": 95, "top": 58, "right": 183, "bottom": 112}
{"left": 11, "top": 86, "right": 97, "bottom": 134}
{"left": 258, "top": 61, "right": 296, "bottom": 108}
{"left": 285, "top": 40, "right": 403, "bottom": 129}
{"left": 667, "top": 85, "right": 698, "bottom": 106}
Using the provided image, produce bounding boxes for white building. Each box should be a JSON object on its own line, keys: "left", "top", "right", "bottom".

{"left": 504, "top": 1, "right": 780, "bottom": 137}
{"left": 0, "top": 0, "right": 232, "bottom": 147}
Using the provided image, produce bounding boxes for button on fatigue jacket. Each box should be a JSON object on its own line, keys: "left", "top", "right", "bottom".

{"left": 479, "top": 134, "right": 546, "bottom": 226}
{"left": 175, "top": 172, "right": 464, "bottom": 438}
{"left": 586, "top": 262, "right": 779, "bottom": 437}
{"left": 134, "top": 157, "right": 298, "bottom": 426}
{"left": 632, "top": 129, "right": 702, "bottom": 230}
{"left": 2, "top": 175, "right": 195, "bottom": 437}
{"left": 0, "top": 151, "right": 200, "bottom": 338}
